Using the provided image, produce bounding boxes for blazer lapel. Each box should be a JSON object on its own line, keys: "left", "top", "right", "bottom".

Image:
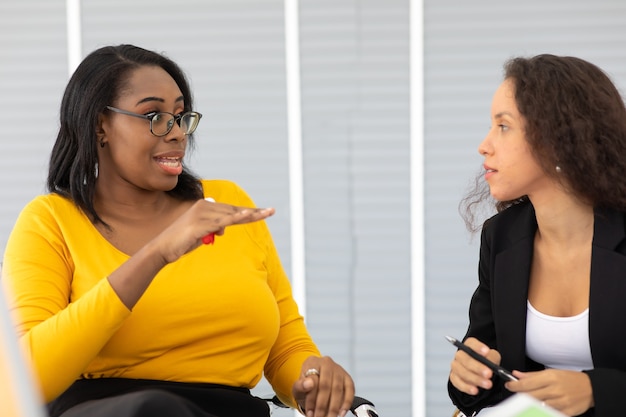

{"left": 492, "top": 203, "right": 537, "bottom": 370}
{"left": 489, "top": 206, "right": 626, "bottom": 371}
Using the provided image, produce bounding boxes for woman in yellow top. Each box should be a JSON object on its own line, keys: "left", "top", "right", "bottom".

{"left": 2, "top": 44, "right": 354, "bottom": 417}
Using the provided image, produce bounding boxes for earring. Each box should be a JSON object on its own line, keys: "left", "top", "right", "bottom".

{"left": 99, "top": 138, "right": 105, "bottom": 148}
{"left": 555, "top": 165, "right": 562, "bottom": 173}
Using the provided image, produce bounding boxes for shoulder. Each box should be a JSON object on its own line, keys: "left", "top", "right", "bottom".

{"left": 8, "top": 193, "right": 84, "bottom": 248}
{"left": 19, "top": 193, "right": 80, "bottom": 220}
{"left": 481, "top": 200, "right": 537, "bottom": 244}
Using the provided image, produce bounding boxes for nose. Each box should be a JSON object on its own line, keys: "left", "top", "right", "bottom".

{"left": 164, "top": 118, "right": 186, "bottom": 142}
{"left": 477, "top": 131, "right": 492, "bottom": 156}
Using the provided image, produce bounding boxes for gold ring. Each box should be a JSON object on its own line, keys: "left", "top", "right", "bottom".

{"left": 305, "top": 368, "right": 320, "bottom": 377}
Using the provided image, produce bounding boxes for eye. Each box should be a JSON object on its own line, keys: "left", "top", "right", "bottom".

{"left": 498, "top": 124, "right": 509, "bottom": 132}
{"left": 148, "top": 112, "right": 164, "bottom": 122}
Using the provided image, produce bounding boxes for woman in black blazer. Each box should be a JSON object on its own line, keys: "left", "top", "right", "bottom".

{"left": 447, "top": 55, "right": 626, "bottom": 417}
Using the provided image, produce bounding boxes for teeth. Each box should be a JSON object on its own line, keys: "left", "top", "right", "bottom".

{"left": 156, "top": 157, "right": 180, "bottom": 167}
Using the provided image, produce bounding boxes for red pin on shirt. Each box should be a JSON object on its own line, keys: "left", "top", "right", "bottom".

{"left": 202, "top": 197, "right": 216, "bottom": 245}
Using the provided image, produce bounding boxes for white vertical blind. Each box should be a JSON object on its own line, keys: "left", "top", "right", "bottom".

{"left": 284, "top": 0, "right": 307, "bottom": 318}
{"left": 410, "top": 0, "right": 426, "bottom": 416}
{"left": 65, "top": 0, "right": 82, "bottom": 75}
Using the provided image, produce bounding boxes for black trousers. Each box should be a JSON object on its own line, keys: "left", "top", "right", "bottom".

{"left": 47, "top": 379, "right": 271, "bottom": 417}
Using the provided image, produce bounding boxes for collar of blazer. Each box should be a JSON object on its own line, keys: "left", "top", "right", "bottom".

{"left": 489, "top": 202, "right": 626, "bottom": 369}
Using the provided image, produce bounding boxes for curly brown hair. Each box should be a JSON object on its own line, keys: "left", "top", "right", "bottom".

{"left": 461, "top": 54, "right": 626, "bottom": 232}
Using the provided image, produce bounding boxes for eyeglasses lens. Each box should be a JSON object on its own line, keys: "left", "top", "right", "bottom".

{"left": 148, "top": 113, "right": 168, "bottom": 136}
{"left": 180, "top": 114, "right": 200, "bottom": 134}
{"left": 150, "top": 112, "right": 200, "bottom": 136}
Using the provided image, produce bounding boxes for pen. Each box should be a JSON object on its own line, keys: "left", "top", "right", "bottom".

{"left": 445, "top": 335, "right": 518, "bottom": 382}
{"left": 202, "top": 197, "right": 216, "bottom": 245}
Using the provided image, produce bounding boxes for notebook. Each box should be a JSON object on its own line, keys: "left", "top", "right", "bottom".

{"left": 0, "top": 282, "right": 47, "bottom": 417}
{"left": 478, "top": 393, "right": 567, "bottom": 417}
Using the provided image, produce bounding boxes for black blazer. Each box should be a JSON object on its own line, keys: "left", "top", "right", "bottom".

{"left": 448, "top": 200, "right": 626, "bottom": 417}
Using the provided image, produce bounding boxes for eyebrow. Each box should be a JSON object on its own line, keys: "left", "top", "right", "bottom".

{"left": 135, "top": 95, "right": 184, "bottom": 106}
{"left": 494, "top": 111, "right": 515, "bottom": 119}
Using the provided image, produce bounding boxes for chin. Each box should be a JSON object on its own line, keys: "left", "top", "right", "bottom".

{"left": 489, "top": 189, "right": 511, "bottom": 202}
{"left": 491, "top": 191, "right": 525, "bottom": 203}
{"left": 161, "top": 178, "right": 180, "bottom": 192}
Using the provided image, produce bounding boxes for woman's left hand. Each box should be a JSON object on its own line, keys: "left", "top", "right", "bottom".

{"left": 292, "top": 355, "right": 355, "bottom": 417}
{"left": 505, "top": 369, "right": 594, "bottom": 416}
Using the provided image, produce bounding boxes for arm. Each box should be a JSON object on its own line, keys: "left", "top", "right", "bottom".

{"left": 448, "top": 225, "right": 510, "bottom": 415}
{"left": 226, "top": 186, "right": 320, "bottom": 406}
{"left": 261, "top": 234, "right": 354, "bottom": 416}
{"left": 3, "top": 194, "right": 273, "bottom": 402}
{"left": 235, "top": 188, "right": 354, "bottom": 414}
{"left": 583, "top": 368, "right": 626, "bottom": 416}
{"left": 2, "top": 198, "right": 131, "bottom": 401}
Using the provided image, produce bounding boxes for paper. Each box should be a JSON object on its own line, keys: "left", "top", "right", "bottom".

{"left": 477, "top": 394, "right": 567, "bottom": 417}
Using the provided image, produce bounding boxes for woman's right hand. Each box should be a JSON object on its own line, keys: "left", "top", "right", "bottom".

{"left": 155, "top": 198, "right": 275, "bottom": 264}
{"left": 108, "top": 198, "right": 274, "bottom": 310}
{"left": 449, "top": 337, "right": 502, "bottom": 395}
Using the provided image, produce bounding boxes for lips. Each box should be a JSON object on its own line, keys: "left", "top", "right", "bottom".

{"left": 483, "top": 164, "right": 497, "bottom": 180}
{"left": 155, "top": 156, "right": 181, "bottom": 167}
{"left": 154, "top": 156, "right": 183, "bottom": 175}
{"left": 483, "top": 163, "right": 497, "bottom": 173}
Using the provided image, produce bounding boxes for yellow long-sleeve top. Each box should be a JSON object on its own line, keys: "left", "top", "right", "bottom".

{"left": 2, "top": 179, "right": 319, "bottom": 407}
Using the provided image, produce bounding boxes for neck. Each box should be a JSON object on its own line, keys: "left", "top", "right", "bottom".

{"left": 529, "top": 191, "right": 594, "bottom": 246}
{"left": 93, "top": 182, "right": 174, "bottom": 220}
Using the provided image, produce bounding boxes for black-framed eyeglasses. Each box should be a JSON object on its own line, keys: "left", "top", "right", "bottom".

{"left": 105, "top": 106, "right": 202, "bottom": 137}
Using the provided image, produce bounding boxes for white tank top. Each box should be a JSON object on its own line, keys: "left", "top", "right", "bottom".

{"left": 525, "top": 300, "right": 593, "bottom": 371}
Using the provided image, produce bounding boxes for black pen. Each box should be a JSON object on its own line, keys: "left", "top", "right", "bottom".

{"left": 445, "top": 335, "right": 518, "bottom": 382}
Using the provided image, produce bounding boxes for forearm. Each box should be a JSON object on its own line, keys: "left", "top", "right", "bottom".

{"left": 19, "top": 279, "right": 130, "bottom": 402}
{"left": 448, "top": 376, "right": 509, "bottom": 416}
{"left": 106, "top": 239, "right": 168, "bottom": 310}
{"left": 9, "top": 241, "right": 167, "bottom": 401}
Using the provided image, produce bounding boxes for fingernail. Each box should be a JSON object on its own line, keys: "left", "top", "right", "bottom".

{"left": 339, "top": 410, "right": 348, "bottom": 417}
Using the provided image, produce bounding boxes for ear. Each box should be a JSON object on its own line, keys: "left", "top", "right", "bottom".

{"left": 96, "top": 113, "right": 107, "bottom": 144}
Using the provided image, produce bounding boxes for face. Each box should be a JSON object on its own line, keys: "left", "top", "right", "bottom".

{"left": 478, "top": 78, "right": 550, "bottom": 202}
{"left": 97, "top": 65, "right": 188, "bottom": 195}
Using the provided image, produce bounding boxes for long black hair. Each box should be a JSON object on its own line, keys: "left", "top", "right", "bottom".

{"left": 47, "top": 44, "right": 203, "bottom": 224}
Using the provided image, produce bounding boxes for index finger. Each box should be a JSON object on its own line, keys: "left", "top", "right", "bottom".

{"left": 201, "top": 197, "right": 275, "bottom": 223}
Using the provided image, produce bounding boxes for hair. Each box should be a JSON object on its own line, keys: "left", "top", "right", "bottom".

{"left": 47, "top": 44, "right": 203, "bottom": 225}
{"left": 461, "top": 54, "right": 626, "bottom": 232}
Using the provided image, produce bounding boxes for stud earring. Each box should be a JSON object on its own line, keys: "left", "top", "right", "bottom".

{"left": 555, "top": 165, "right": 562, "bottom": 173}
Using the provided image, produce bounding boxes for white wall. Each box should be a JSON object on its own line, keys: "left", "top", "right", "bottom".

{"left": 0, "top": 1, "right": 411, "bottom": 416}
{"left": 424, "top": 1, "right": 626, "bottom": 415}
{"left": 3, "top": 1, "right": 626, "bottom": 416}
